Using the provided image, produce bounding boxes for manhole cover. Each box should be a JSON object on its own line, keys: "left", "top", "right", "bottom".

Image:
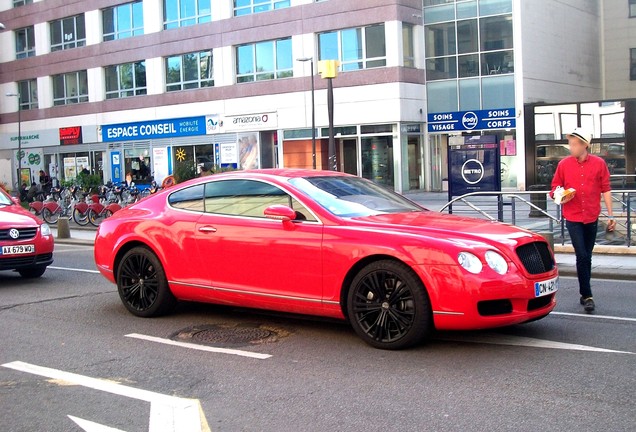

{"left": 172, "top": 323, "right": 289, "bottom": 348}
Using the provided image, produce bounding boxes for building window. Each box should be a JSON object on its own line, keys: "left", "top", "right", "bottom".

{"left": 236, "top": 38, "right": 293, "bottom": 83}
{"left": 631, "top": 48, "right": 636, "bottom": 80}
{"left": 164, "top": 0, "right": 211, "bottom": 29}
{"left": 165, "top": 51, "right": 213, "bottom": 91}
{"left": 103, "top": 1, "right": 144, "bottom": 41}
{"left": 105, "top": 61, "right": 147, "bottom": 99}
{"left": 233, "top": 0, "right": 291, "bottom": 17}
{"left": 402, "top": 23, "right": 415, "bottom": 67}
{"left": 480, "top": 15, "right": 513, "bottom": 51}
{"left": 17, "top": 79, "right": 38, "bottom": 110}
{"left": 50, "top": 15, "right": 86, "bottom": 51}
{"left": 52, "top": 71, "right": 88, "bottom": 106}
{"left": 318, "top": 24, "right": 387, "bottom": 71}
{"left": 13, "top": 0, "right": 33, "bottom": 6}
{"left": 15, "top": 26, "right": 35, "bottom": 59}
{"left": 631, "top": 0, "right": 636, "bottom": 18}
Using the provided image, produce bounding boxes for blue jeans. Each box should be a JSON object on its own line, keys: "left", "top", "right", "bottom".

{"left": 566, "top": 220, "right": 598, "bottom": 299}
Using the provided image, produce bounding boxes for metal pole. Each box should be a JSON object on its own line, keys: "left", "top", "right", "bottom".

{"left": 327, "top": 77, "right": 336, "bottom": 171}
{"left": 17, "top": 99, "right": 22, "bottom": 185}
{"left": 310, "top": 59, "right": 316, "bottom": 169}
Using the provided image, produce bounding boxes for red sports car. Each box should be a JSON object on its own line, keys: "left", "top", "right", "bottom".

{"left": 0, "top": 187, "right": 54, "bottom": 278}
{"left": 95, "top": 170, "right": 558, "bottom": 349}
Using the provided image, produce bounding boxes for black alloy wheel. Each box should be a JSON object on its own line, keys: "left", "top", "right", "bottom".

{"left": 116, "top": 247, "right": 176, "bottom": 317}
{"left": 347, "top": 260, "right": 432, "bottom": 350}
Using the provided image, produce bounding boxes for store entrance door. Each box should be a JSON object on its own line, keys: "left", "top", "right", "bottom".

{"left": 338, "top": 139, "right": 358, "bottom": 175}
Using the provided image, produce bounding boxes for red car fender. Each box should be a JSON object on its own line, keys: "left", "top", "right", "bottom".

{"left": 74, "top": 201, "right": 89, "bottom": 214}
{"left": 106, "top": 203, "right": 122, "bottom": 214}
{"left": 43, "top": 201, "right": 61, "bottom": 213}
{"left": 29, "top": 201, "right": 43, "bottom": 213}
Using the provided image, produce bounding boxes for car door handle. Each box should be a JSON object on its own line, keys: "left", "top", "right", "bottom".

{"left": 198, "top": 226, "right": 217, "bottom": 233}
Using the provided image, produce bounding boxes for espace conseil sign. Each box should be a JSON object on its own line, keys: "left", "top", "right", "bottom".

{"left": 101, "top": 116, "right": 207, "bottom": 142}
{"left": 427, "top": 108, "right": 516, "bottom": 132}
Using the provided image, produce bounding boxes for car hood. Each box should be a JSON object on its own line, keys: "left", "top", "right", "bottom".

{"left": 0, "top": 204, "right": 41, "bottom": 227}
{"left": 349, "top": 211, "right": 537, "bottom": 249}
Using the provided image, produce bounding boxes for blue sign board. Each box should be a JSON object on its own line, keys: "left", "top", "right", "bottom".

{"left": 428, "top": 108, "right": 516, "bottom": 132}
{"left": 448, "top": 142, "right": 501, "bottom": 200}
{"left": 102, "top": 116, "right": 207, "bottom": 142}
{"left": 110, "top": 151, "right": 122, "bottom": 184}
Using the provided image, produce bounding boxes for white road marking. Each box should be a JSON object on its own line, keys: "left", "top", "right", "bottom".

{"left": 126, "top": 333, "right": 272, "bottom": 360}
{"left": 68, "top": 415, "right": 127, "bottom": 432}
{"left": 48, "top": 266, "right": 100, "bottom": 274}
{"left": 551, "top": 311, "right": 636, "bottom": 323}
{"left": 1, "top": 361, "right": 211, "bottom": 432}
{"left": 437, "top": 333, "right": 634, "bottom": 354}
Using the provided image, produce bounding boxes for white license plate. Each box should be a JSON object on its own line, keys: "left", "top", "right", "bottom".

{"left": 534, "top": 276, "right": 559, "bottom": 297}
{"left": 0, "top": 244, "right": 35, "bottom": 256}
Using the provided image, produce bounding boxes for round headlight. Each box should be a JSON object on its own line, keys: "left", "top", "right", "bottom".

{"left": 458, "top": 252, "right": 483, "bottom": 274}
{"left": 40, "top": 223, "right": 51, "bottom": 237}
{"left": 485, "top": 251, "right": 508, "bottom": 275}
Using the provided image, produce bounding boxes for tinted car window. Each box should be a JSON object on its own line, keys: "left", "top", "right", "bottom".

{"left": 204, "top": 180, "right": 316, "bottom": 221}
{"left": 168, "top": 184, "right": 205, "bottom": 212}
{"left": 289, "top": 176, "right": 422, "bottom": 217}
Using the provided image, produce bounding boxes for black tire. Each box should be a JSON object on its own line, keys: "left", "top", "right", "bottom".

{"left": 42, "top": 208, "right": 59, "bottom": 224}
{"left": 73, "top": 208, "right": 89, "bottom": 226}
{"left": 116, "top": 246, "right": 176, "bottom": 317}
{"left": 88, "top": 209, "right": 101, "bottom": 227}
{"left": 18, "top": 266, "right": 47, "bottom": 279}
{"left": 347, "top": 260, "right": 432, "bottom": 350}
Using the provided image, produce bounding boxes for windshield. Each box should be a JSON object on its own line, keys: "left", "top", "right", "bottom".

{"left": 0, "top": 189, "right": 12, "bottom": 206}
{"left": 289, "top": 176, "right": 424, "bottom": 217}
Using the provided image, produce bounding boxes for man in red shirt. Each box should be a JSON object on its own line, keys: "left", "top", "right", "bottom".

{"left": 550, "top": 127, "right": 616, "bottom": 312}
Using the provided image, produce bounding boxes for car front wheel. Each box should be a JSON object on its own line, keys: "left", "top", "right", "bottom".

{"left": 347, "top": 260, "right": 432, "bottom": 350}
{"left": 18, "top": 266, "right": 47, "bottom": 279}
{"left": 116, "top": 246, "right": 176, "bottom": 317}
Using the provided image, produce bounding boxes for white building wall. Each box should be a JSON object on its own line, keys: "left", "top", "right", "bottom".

{"left": 602, "top": 0, "right": 636, "bottom": 99}
{"left": 520, "top": 0, "right": 603, "bottom": 104}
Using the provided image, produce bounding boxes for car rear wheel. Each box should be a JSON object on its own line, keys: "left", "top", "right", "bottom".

{"left": 18, "top": 266, "right": 47, "bottom": 279}
{"left": 116, "top": 246, "right": 176, "bottom": 317}
{"left": 347, "top": 260, "right": 431, "bottom": 350}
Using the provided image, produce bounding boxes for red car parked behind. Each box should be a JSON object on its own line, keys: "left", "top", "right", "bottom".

{"left": 0, "top": 188, "right": 54, "bottom": 278}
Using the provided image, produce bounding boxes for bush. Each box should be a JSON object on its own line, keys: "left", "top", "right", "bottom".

{"left": 75, "top": 173, "right": 102, "bottom": 193}
{"left": 173, "top": 163, "right": 197, "bottom": 183}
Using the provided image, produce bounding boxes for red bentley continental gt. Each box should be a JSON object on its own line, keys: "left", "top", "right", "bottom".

{"left": 0, "top": 188, "right": 54, "bottom": 278}
{"left": 95, "top": 170, "right": 558, "bottom": 350}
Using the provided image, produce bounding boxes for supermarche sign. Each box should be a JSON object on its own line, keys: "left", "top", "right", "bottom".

{"left": 428, "top": 108, "right": 516, "bottom": 132}
{"left": 102, "top": 116, "right": 207, "bottom": 142}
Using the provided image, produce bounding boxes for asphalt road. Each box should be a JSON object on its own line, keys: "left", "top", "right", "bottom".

{"left": 0, "top": 244, "right": 634, "bottom": 432}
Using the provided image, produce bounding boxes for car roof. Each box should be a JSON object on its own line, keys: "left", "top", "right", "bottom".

{"left": 227, "top": 168, "right": 353, "bottom": 179}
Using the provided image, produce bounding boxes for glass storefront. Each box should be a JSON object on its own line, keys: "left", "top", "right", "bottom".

{"left": 529, "top": 100, "right": 635, "bottom": 187}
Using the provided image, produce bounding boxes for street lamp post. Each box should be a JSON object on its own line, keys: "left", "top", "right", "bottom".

{"left": 318, "top": 60, "right": 339, "bottom": 171}
{"left": 6, "top": 93, "right": 22, "bottom": 189}
{"left": 296, "top": 57, "right": 316, "bottom": 169}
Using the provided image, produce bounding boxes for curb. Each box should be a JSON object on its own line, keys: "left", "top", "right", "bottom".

{"left": 556, "top": 265, "right": 635, "bottom": 281}
{"left": 554, "top": 244, "right": 636, "bottom": 255}
{"left": 55, "top": 238, "right": 95, "bottom": 246}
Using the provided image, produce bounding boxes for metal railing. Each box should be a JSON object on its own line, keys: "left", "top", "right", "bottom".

{"left": 438, "top": 190, "right": 635, "bottom": 247}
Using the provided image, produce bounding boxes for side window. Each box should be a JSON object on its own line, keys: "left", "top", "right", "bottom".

{"left": 204, "top": 180, "right": 317, "bottom": 221}
{"left": 168, "top": 184, "right": 205, "bottom": 212}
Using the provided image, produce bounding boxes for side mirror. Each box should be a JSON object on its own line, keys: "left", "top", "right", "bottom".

{"left": 11, "top": 197, "right": 20, "bottom": 205}
{"left": 264, "top": 205, "right": 297, "bottom": 222}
